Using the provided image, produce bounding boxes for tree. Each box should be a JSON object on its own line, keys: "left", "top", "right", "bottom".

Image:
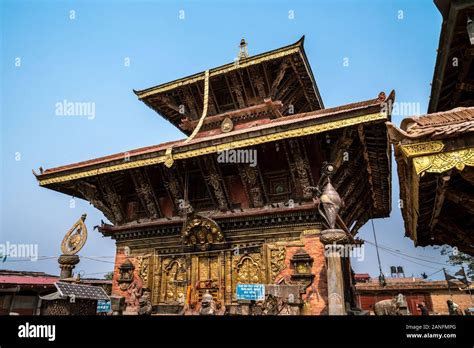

{"left": 421, "top": 272, "right": 428, "bottom": 279}
{"left": 104, "top": 272, "right": 114, "bottom": 280}
{"left": 440, "top": 246, "right": 474, "bottom": 280}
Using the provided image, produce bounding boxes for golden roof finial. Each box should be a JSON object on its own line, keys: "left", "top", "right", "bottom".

{"left": 238, "top": 38, "right": 249, "bottom": 59}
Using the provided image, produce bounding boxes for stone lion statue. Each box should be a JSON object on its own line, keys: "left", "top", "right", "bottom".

{"left": 138, "top": 289, "right": 152, "bottom": 316}
{"left": 199, "top": 290, "right": 216, "bottom": 315}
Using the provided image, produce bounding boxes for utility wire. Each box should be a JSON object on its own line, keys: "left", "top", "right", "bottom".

{"left": 81, "top": 256, "right": 115, "bottom": 264}
{"left": 376, "top": 247, "right": 439, "bottom": 270}
{"left": 370, "top": 219, "right": 384, "bottom": 283}
{"left": 363, "top": 239, "right": 454, "bottom": 267}
{"left": 425, "top": 268, "right": 444, "bottom": 278}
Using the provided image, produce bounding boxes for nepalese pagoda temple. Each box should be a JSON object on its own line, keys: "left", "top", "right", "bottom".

{"left": 35, "top": 37, "right": 393, "bottom": 315}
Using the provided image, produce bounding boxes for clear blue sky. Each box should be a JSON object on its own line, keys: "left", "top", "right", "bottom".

{"left": 0, "top": 0, "right": 458, "bottom": 280}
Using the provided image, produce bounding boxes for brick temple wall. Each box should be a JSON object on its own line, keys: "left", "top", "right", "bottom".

{"left": 274, "top": 233, "right": 328, "bottom": 315}
{"left": 110, "top": 230, "right": 332, "bottom": 315}
{"left": 430, "top": 291, "right": 472, "bottom": 314}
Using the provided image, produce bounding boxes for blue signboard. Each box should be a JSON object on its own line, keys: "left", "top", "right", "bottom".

{"left": 236, "top": 284, "right": 265, "bottom": 301}
{"left": 97, "top": 300, "right": 111, "bottom": 313}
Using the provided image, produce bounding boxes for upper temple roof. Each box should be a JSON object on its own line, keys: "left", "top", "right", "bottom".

{"left": 133, "top": 36, "right": 324, "bottom": 135}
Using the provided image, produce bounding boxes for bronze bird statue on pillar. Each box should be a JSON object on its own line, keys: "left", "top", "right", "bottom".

{"left": 318, "top": 179, "right": 341, "bottom": 230}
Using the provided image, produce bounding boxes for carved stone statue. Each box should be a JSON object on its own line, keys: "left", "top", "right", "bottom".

{"left": 374, "top": 293, "right": 408, "bottom": 315}
{"left": 125, "top": 278, "right": 143, "bottom": 312}
{"left": 138, "top": 289, "right": 153, "bottom": 316}
{"left": 199, "top": 290, "right": 216, "bottom": 315}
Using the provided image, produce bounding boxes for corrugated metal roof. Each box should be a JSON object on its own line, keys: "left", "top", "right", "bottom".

{"left": 0, "top": 275, "right": 58, "bottom": 285}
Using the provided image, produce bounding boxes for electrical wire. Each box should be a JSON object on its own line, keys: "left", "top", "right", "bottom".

{"left": 375, "top": 247, "right": 440, "bottom": 270}
{"left": 363, "top": 239, "right": 455, "bottom": 267}
{"left": 370, "top": 218, "right": 385, "bottom": 283}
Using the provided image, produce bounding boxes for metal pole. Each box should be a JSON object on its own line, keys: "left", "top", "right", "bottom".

{"left": 371, "top": 219, "right": 384, "bottom": 285}
{"left": 443, "top": 268, "right": 453, "bottom": 299}
{"left": 462, "top": 266, "right": 473, "bottom": 305}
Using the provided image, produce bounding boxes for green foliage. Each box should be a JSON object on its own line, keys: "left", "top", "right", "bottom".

{"left": 104, "top": 271, "right": 114, "bottom": 280}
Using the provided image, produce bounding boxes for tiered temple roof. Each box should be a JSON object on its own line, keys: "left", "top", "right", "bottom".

{"left": 35, "top": 38, "right": 393, "bottom": 239}
{"left": 134, "top": 37, "right": 324, "bottom": 134}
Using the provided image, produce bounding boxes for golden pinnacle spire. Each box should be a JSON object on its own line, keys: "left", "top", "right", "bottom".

{"left": 238, "top": 38, "right": 249, "bottom": 59}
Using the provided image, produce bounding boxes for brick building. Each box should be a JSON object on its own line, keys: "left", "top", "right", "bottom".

{"left": 355, "top": 275, "right": 473, "bottom": 315}
{"left": 0, "top": 269, "right": 112, "bottom": 315}
{"left": 0, "top": 270, "right": 57, "bottom": 315}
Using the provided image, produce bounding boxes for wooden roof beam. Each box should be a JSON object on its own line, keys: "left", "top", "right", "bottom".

{"left": 130, "top": 167, "right": 163, "bottom": 220}
{"left": 160, "top": 166, "right": 183, "bottom": 215}
{"left": 97, "top": 175, "right": 125, "bottom": 224}
{"left": 357, "top": 125, "right": 378, "bottom": 211}
{"left": 451, "top": 47, "right": 474, "bottom": 105}
{"left": 329, "top": 128, "right": 356, "bottom": 170}
{"left": 270, "top": 59, "right": 289, "bottom": 98}
{"left": 224, "top": 74, "right": 239, "bottom": 110}
{"left": 428, "top": 173, "right": 451, "bottom": 232}
{"left": 197, "top": 158, "right": 220, "bottom": 210}
{"left": 245, "top": 66, "right": 258, "bottom": 101}
{"left": 445, "top": 189, "right": 474, "bottom": 215}
{"left": 200, "top": 156, "right": 231, "bottom": 211}
{"left": 289, "top": 56, "right": 312, "bottom": 109}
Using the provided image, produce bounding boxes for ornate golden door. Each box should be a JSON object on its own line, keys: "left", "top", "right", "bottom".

{"left": 193, "top": 255, "right": 222, "bottom": 303}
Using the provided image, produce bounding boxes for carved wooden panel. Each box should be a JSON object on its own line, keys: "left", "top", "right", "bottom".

{"left": 160, "top": 258, "right": 187, "bottom": 303}
{"left": 231, "top": 252, "right": 264, "bottom": 300}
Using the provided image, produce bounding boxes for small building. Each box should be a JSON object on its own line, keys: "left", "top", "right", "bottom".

{"left": 40, "top": 282, "right": 110, "bottom": 316}
{"left": 0, "top": 269, "right": 112, "bottom": 315}
{"left": 355, "top": 275, "right": 473, "bottom": 315}
{"left": 0, "top": 270, "right": 57, "bottom": 315}
{"left": 354, "top": 273, "right": 370, "bottom": 283}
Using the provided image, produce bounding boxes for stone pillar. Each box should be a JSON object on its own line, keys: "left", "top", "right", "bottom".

{"left": 320, "top": 229, "right": 347, "bottom": 315}
{"left": 58, "top": 254, "right": 80, "bottom": 279}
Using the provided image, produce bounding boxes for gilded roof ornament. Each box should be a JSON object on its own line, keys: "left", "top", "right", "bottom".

{"left": 238, "top": 38, "right": 249, "bottom": 59}
{"left": 61, "top": 214, "right": 88, "bottom": 255}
